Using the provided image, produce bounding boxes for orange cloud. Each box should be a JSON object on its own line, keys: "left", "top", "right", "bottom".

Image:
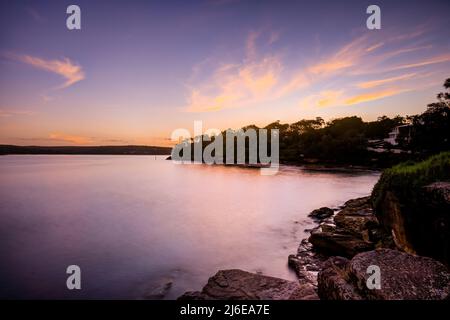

{"left": 317, "top": 90, "right": 344, "bottom": 107}
{"left": 185, "top": 25, "right": 442, "bottom": 112}
{"left": 16, "top": 54, "right": 85, "bottom": 88}
{"left": 366, "top": 42, "right": 384, "bottom": 52}
{"left": 345, "top": 89, "right": 406, "bottom": 105}
{"left": 357, "top": 73, "right": 416, "bottom": 89}
{"left": 186, "top": 32, "right": 282, "bottom": 112}
{"left": 49, "top": 132, "right": 93, "bottom": 145}
{"left": 308, "top": 36, "right": 367, "bottom": 75}
{"left": 299, "top": 90, "right": 344, "bottom": 109}
{"left": 390, "top": 54, "right": 450, "bottom": 71}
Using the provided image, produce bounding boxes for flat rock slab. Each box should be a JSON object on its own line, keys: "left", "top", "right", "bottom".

{"left": 309, "top": 231, "right": 374, "bottom": 258}
{"left": 179, "top": 269, "right": 318, "bottom": 300}
{"left": 318, "top": 249, "right": 450, "bottom": 300}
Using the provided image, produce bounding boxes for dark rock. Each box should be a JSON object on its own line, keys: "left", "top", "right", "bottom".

{"left": 291, "top": 196, "right": 383, "bottom": 291}
{"left": 288, "top": 238, "right": 327, "bottom": 285}
{"left": 320, "top": 223, "right": 336, "bottom": 233}
{"left": 317, "top": 256, "right": 363, "bottom": 300}
{"left": 343, "top": 196, "right": 372, "bottom": 208}
{"left": 307, "top": 196, "right": 392, "bottom": 258}
{"left": 143, "top": 280, "right": 173, "bottom": 299}
{"left": 309, "top": 231, "right": 374, "bottom": 258}
{"left": 178, "top": 269, "right": 318, "bottom": 300}
{"left": 334, "top": 196, "right": 379, "bottom": 236}
{"left": 375, "top": 181, "right": 450, "bottom": 266}
{"left": 318, "top": 249, "right": 450, "bottom": 300}
{"left": 308, "top": 207, "right": 334, "bottom": 221}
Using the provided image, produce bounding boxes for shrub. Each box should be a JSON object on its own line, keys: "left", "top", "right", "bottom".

{"left": 372, "top": 151, "right": 450, "bottom": 210}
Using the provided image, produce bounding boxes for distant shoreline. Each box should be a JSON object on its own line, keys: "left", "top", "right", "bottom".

{"left": 1, "top": 147, "right": 382, "bottom": 172}
{"left": 0, "top": 145, "right": 172, "bottom": 156}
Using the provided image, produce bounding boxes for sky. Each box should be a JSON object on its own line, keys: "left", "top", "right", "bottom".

{"left": 0, "top": 0, "right": 449, "bottom": 146}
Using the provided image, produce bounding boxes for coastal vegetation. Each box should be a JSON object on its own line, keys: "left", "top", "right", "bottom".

{"left": 372, "top": 151, "right": 450, "bottom": 210}
{"left": 179, "top": 78, "right": 450, "bottom": 168}
{"left": 180, "top": 78, "right": 450, "bottom": 300}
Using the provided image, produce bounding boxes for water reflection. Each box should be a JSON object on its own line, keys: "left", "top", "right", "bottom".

{"left": 0, "top": 155, "right": 379, "bottom": 299}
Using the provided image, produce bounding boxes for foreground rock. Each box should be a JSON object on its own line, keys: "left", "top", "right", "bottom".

{"left": 318, "top": 249, "right": 450, "bottom": 300}
{"left": 375, "top": 181, "right": 450, "bottom": 266}
{"left": 334, "top": 197, "right": 380, "bottom": 239}
{"left": 309, "top": 231, "right": 375, "bottom": 258}
{"left": 288, "top": 239, "right": 327, "bottom": 285}
{"left": 308, "top": 207, "right": 334, "bottom": 222}
{"left": 289, "top": 196, "right": 385, "bottom": 287}
{"left": 307, "top": 196, "right": 391, "bottom": 259}
{"left": 178, "top": 269, "right": 318, "bottom": 300}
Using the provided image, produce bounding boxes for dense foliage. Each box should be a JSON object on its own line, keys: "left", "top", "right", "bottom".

{"left": 371, "top": 151, "right": 450, "bottom": 210}
{"left": 398, "top": 79, "right": 450, "bottom": 155}
{"left": 179, "top": 78, "right": 450, "bottom": 167}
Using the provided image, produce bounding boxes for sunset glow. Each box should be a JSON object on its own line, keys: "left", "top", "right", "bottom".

{"left": 0, "top": 0, "right": 449, "bottom": 146}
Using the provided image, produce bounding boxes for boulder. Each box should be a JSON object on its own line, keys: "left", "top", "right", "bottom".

{"left": 375, "top": 182, "right": 450, "bottom": 266}
{"left": 178, "top": 269, "right": 318, "bottom": 300}
{"left": 308, "top": 207, "right": 334, "bottom": 221}
{"left": 307, "top": 196, "right": 392, "bottom": 258}
{"left": 318, "top": 249, "right": 450, "bottom": 300}
{"left": 317, "top": 256, "right": 363, "bottom": 300}
{"left": 288, "top": 239, "right": 327, "bottom": 284}
{"left": 309, "top": 231, "right": 374, "bottom": 258}
{"left": 320, "top": 223, "right": 336, "bottom": 233}
{"left": 334, "top": 196, "right": 379, "bottom": 237}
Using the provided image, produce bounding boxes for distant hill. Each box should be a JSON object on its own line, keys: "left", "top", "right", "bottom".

{"left": 0, "top": 145, "right": 172, "bottom": 155}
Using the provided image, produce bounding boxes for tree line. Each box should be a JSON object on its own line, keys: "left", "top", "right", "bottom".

{"left": 179, "top": 78, "right": 450, "bottom": 167}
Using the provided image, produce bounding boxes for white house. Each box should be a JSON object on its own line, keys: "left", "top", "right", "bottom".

{"left": 385, "top": 124, "right": 411, "bottom": 146}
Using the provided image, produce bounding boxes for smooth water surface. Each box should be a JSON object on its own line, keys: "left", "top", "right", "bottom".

{"left": 0, "top": 155, "right": 379, "bottom": 299}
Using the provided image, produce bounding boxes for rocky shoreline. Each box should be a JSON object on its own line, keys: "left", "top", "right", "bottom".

{"left": 290, "top": 194, "right": 450, "bottom": 299}
{"left": 179, "top": 187, "right": 450, "bottom": 300}
{"left": 289, "top": 196, "right": 389, "bottom": 287}
{"left": 177, "top": 153, "right": 450, "bottom": 300}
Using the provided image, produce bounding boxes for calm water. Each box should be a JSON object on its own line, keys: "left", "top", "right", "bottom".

{"left": 0, "top": 155, "right": 379, "bottom": 299}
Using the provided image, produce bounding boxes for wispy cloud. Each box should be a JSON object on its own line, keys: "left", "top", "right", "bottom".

{"left": 186, "top": 31, "right": 282, "bottom": 112}
{"left": 344, "top": 88, "right": 408, "bottom": 105}
{"left": 299, "top": 88, "right": 409, "bottom": 109}
{"left": 48, "top": 132, "right": 93, "bottom": 144}
{"left": 187, "top": 56, "right": 281, "bottom": 112}
{"left": 246, "top": 30, "right": 260, "bottom": 58}
{"left": 0, "top": 109, "right": 36, "bottom": 118}
{"left": 389, "top": 54, "right": 450, "bottom": 71}
{"left": 186, "top": 24, "right": 447, "bottom": 112}
{"left": 299, "top": 90, "right": 344, "bottom": 109}
{"left": 357, "top": 73, "right": 416, "bottom": 89}
{"left": 308, "top": 36, "right": 368, "bottom": 75}
{"left": 366, "top": 42, "right": 384, "bottom": 52}
{"left": 41, "top": 94, "right": 55, "bottom": 102}
{"left": 25, "top": 7, "right": 46, "bottom": 23}
{"left": 12, "top": 54, "right": 85, "bottom": 88}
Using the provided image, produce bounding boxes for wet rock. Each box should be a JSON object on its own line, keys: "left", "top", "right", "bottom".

{"left": 318, "top": 249, "right": 450, "bottom": 300}
{"left": 309, "top": 231, "right": 374, "bottom": 258}
{"left": 307, "top": 196, "right": 391, "bottom": 258}
{"left": 288, "top": 239, "right": 326, "bottom": 285}
{"left": 308, "top": 207, "right": 334, "bottom": 221}
{"left": 178, "top": 269, "right": 319, "bottom": 300}
{"left": 320, "top": 223, "right": 336, "bottom": 233}
{"left": 143, "top": 280, "right": 173, "bottom": 299}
